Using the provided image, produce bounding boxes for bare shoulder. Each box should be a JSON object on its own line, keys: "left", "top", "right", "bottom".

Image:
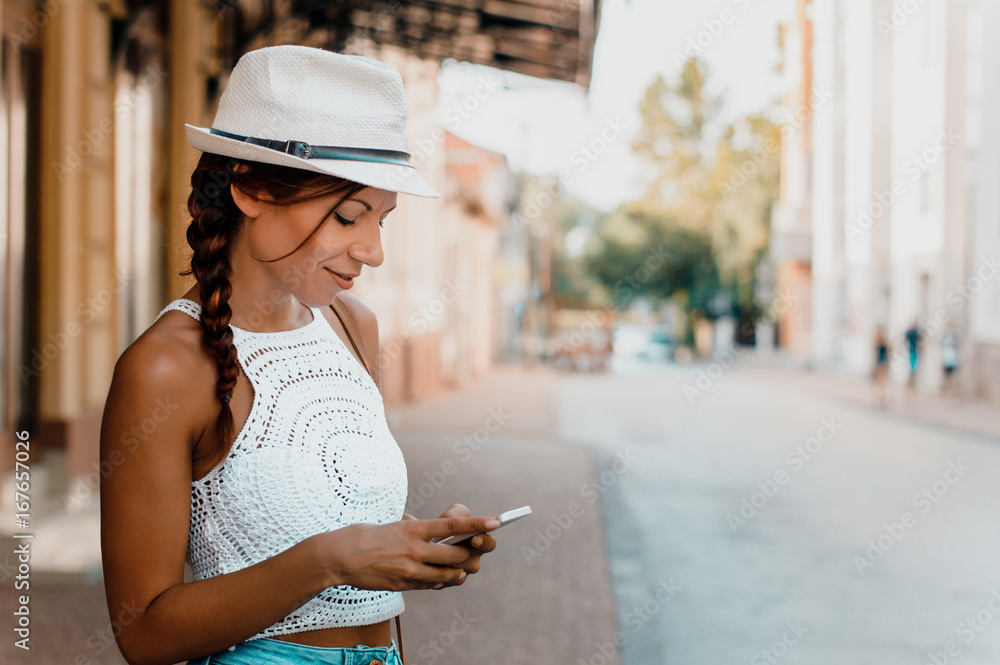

{"left": 106, "top": 309, "right": 216, "bottom": 446}
{"left": 120, "top": 309, "right": 213, "bottom": 384}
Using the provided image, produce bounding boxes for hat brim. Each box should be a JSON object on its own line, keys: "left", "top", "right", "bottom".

{"left": 185, "top": 124, "right": 441, "bottom": 198}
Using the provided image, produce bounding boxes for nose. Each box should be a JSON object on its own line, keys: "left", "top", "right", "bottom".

{"left": 350, "top": 218, "right": 384, "bottom": 268}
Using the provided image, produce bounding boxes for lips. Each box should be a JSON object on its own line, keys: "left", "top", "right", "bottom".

{"left": 325, "top": 267, "right": 358, "bottom": 289}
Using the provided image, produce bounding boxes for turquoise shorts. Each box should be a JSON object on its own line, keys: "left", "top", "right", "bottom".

{"left": 184, "top": 636, "right": 402, "bottom": 665}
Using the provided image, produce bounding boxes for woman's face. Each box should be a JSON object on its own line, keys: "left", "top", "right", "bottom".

{"left": 232, "top": 183, "right": 397, "bottom": 308}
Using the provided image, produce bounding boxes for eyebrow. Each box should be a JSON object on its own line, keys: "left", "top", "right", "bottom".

{"left": 344, "top": 199, "right": 397, "bottom": 214}
{"left": 324, "top": 199, "right": 397, "bottom": 223}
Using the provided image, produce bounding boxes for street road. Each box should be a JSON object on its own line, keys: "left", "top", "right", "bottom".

{"left": 559, "top": 357, "right": 1000, "bottom": 665}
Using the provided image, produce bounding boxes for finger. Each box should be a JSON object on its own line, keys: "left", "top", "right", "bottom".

{"left": 438, "top": 503, "right": 471, "bottom": 519}
{"left": 419, "top": 516, "right": 500, "bottom": 541}
{"left": 418, "top": 540, "right": 478, "bottom": 566}
{"left": 437, "top": 570, "right": 468, "bottom": 587}
{"left": 411, "top": 562, "right": 468, "bottom": 586}
{"left": 470, "top": 534, "right": 497, "bottom": 553}
{"left": 459, "top": 554, "right": 482, "bottom": 575}
{"left": 444, "top": 548, "right": 483, "bottom": 575}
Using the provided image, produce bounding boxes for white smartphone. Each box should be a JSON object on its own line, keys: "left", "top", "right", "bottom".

{"left": 432, "top": 506, "right": 533, "bottom": 546}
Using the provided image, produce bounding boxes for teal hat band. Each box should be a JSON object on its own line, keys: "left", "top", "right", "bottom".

{"left": 209, "top": 128, "right": 413, "bottom": 167}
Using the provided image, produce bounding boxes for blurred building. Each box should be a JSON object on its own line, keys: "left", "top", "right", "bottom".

{"left": 513, "top": 172, "right": 562, "bottom": 362}
{"left": 773, "top": 0, "right": 1000, "bottom": 404}
{"left": 770, "top": 0, "right": 815, "bottom": 364}
{"left": 0, "top": 0, "right": 602, "bottom": 526}
{"left": 374, "top": 129, "right": 521, "bottom": 402}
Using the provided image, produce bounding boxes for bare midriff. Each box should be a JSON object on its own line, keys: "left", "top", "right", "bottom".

{"left": 266, "top": 620, "right": 392, "bottom": 647}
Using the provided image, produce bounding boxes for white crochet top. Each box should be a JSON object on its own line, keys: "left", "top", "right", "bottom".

{"left": 153, "top": 298, "right": 407, "bottom": 640}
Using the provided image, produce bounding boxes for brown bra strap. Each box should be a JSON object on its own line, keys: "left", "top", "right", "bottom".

{"left": 395, "top": 614, "right": 407, "bottom": 664}
{"left": 328, "top": 296, "right": 380, "bottom": 392}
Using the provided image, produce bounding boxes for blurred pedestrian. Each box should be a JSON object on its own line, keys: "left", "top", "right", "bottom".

{"left": 871, "top": 326, "right": 890, "bottom": 407}
{"left": 904, "top": 319, "right": 922, "bottom": 390}
{"left": 941, "top": 323, "right": 960, "bottom": 397}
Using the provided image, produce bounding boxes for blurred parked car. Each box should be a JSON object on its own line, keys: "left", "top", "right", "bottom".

{"left": 639, "top": 327, "right": 673, "bottom": 362}
{"left": 611, "top": 324, "right": 651, "bottom": 357}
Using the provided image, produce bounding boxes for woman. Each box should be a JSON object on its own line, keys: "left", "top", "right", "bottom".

{"left": 941, "top": 323, "right": 960, "bottom": 397}
{"left": 871, "top": 326, "right": 890, "bottom": 407}
{"left": 99, "top": 45, "right": 499, "bottom": 665}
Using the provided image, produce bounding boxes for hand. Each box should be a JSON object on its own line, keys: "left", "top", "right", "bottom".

{"left": 432, "top": 503, "right": 498, "bottom": 581}
{"left": 313, "top": 512, "right": 500, "bottom": 592}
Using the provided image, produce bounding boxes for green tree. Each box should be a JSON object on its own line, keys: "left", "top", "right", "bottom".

{"left": 583, "top": 208, "right": 720, "bottom": 345}
{"left": 710, "top": 114, "right": 780, "bottom": 316}
{"left": 629, "top": 56, "right": 779, "bottom": 319}
{"left": 566, "top": 56, "right": 780, "bottom": 345}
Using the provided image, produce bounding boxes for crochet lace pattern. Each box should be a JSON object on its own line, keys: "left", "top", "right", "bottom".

{"left": 152, "top": 298, "right": 407, "bottom": 639}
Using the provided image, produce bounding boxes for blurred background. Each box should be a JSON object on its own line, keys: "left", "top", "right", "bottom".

{"left": 2, "top": 0, "right": 999, "bottom": 663}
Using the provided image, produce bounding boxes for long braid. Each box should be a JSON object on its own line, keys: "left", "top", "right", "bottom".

{"left": 180, "top": 156, "right": 245, "bottom": 455}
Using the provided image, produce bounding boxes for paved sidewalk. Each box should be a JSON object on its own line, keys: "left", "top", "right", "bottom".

{"left": 0, "top": 365, "right": 620, "bottom": 665}
{"left": 737, "top": 353, "right": 1000, "bottom": 442}
{"left": 386, "top": 365, "right": 620, "bottom": 665}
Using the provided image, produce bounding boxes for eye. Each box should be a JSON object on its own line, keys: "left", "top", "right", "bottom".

{"left": 333, "top": 212, "right": 356, "bottom": 226}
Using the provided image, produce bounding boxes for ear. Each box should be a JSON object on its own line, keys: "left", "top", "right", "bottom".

{"left": 229, "top": 182, "right": 263, "bottom": 219}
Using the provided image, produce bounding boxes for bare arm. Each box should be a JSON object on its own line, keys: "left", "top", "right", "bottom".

{"left": 99, "top": 338, "right": 334, "bottom": 664}
{"left": 100, "top": 336, "right": 497, "bottom": 665}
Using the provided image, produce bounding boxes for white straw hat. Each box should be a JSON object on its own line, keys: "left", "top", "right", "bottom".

{"left": 185, "top": 44, "right": 440, "bottom": 198}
